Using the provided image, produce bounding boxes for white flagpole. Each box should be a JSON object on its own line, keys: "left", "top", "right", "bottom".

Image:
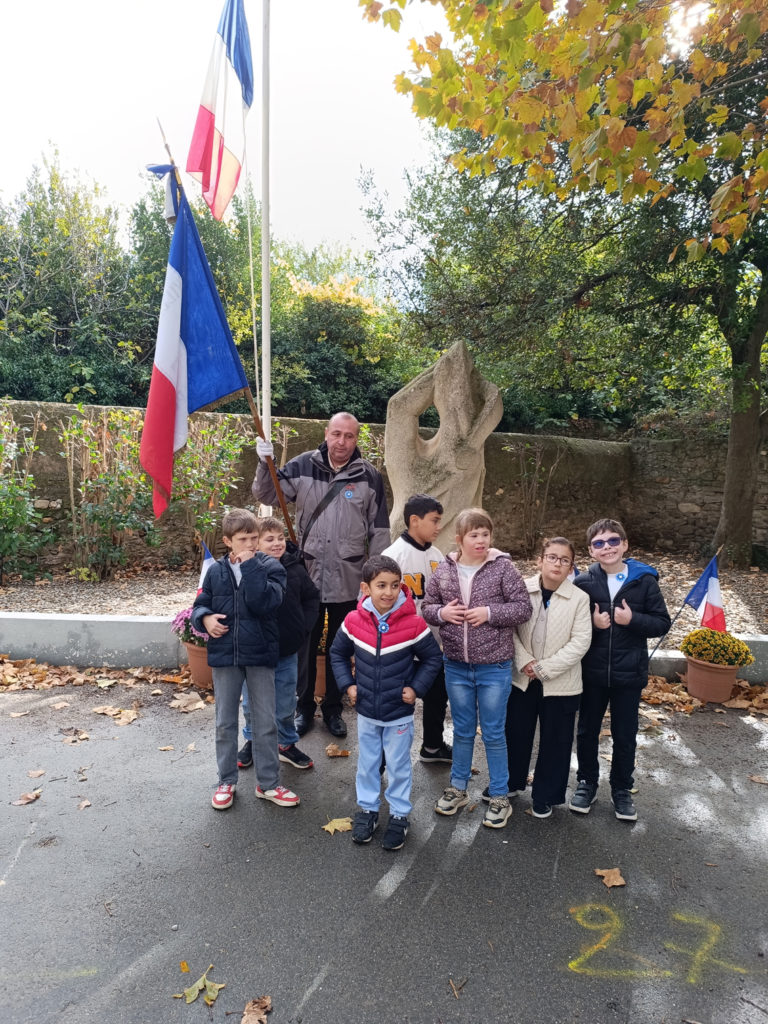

{"left": 260, "top": 0, "right": 271, "bottom": 441}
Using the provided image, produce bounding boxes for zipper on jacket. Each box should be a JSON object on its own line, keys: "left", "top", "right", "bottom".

{"left": 374, "top": 619, "right": 383, "bottom": 719}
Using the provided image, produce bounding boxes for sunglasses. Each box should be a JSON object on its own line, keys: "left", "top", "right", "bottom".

{"left": 542, "top": 554, "right": 573, "bottom": 566}
{"left": 591, "top": 537, "right": 623, "bottom": 549}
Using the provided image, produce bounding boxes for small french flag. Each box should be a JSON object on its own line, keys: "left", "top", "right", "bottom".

{"left": 198, "top": 542, "right": 216, "bottom": 593}
{"left": 683, "top": 556, "right": 726, "bottom": 632}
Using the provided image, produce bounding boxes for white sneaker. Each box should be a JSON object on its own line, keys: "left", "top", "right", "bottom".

{"left": 435, "top": 786, "right": 469, "bottom": 815}
{"left": 255, "top": 784, "right": 300, "bottom": 807}
{"left": 483, "top": 796, "right": 512, "bottom": 828}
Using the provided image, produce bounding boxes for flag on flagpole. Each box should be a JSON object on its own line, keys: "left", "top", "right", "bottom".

{"left": 140, "top": 188, "right": 249, "bottom": 518}
{"left": 197, "top": 542, "right": 216, "bottom": 592}
{"left": 683, "top": 556, "right": 727, "bottom": 632}
{"left": 187, "top": 0, "right": 253, "bottom": 220}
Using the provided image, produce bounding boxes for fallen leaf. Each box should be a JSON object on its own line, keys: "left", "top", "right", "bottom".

{"left": 158, "top": 745, "right": 175, "bottom": 752}
{"left": 169, "top": 691, "right": 205, "bottom": 712}
{"left": 704, "top": 862, "right": 718, "bottom": 867}
{"left": 115, "top": 709, "right": 139, "bottom": 726}
{"left": 186, "top": 742, "right": 197, "bottom": 752}
{"left": 242, "top": 995, "right": 272, "bottom": 1023}
{"left": 748, "top": 774, "right": 768, "bottom": 785}
{"left": 10, "top": 710, "right": 30, "bottom": 719}
{"left": 325, "top": 743, "right": 350, "bottom": 758}
{"left": 322, "top": 817, "right": 353, "bottom": 835}
{"left": 203, "top": 977, "right": 226, "bottom": 1006}
{"left": 723, "top": 698, "right": 751, "bottom": 709}
{"left": 595, "top": 867, "right": 626, "bottom": 888}
{"left": 180, "top": 961, "right": 189, "bottom": 973}
{"left": 60, "top": 727, "right": 89, "bottom": 744}
{"left": 160, "top": 673, "right": 184, "bottom": 684}
{"left": 12, "top": 788, "right": 42, "bottom": 806}
{"left": 150, "top": 689, "right": 163, "bottom": 696}
{"left": 27, "top": 769, "right": 45, "bottom": 778}
{"left": 77, "top": 799, "right": 91, "bottom": 811}
{"left": 96, "top": 678, "right": 117, "bottom": 689}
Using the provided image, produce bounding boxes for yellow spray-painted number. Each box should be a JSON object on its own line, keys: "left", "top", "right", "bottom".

{"left": 568, "top": 904, "right": 747, "bottom": 983}
{"left": 568, "top": 904, "right": 674, "bottom": 978}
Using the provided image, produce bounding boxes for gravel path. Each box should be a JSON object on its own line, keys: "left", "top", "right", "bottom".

{"left": 1, "top": 550, "right": 765, "bottom": 644}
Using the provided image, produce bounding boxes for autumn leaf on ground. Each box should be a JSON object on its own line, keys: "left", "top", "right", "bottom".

{"left": 27, "top": 769, "right": 45, "bottom": 778}
{"left": 322, "top": 817, "right": 353, "bottom": 835}
{"left": 242, "top": 995, "right": 272, "bottom": 1023}
{"left": 172, "top": 964, "right": 224, "bottom": 1005}
{"left": 10, "top": 711, "right": 30, "bottom": 718}
{"left": 180, "top": 961, "right": 189, "bottom": 973}
{"left": 748, "top": 774, "right": 768, "bottom": 785}
{"left": 52, "top": 701, "right": 70, "bottom": 709}
{"left": 169, "top": 691, "right": 205, "bottom": 712}
{"left": 325, "top": 743, "right": 350, "bottom": 757}
{"left": 595, "top": 867, "right": 626, "bottom": 888}
{"left": 150, "top": 689, "right": 163, "bottom": 696}
{"left": 12, "top": 788, "right": 42, "bottom": 806}
{"left": 96, "top": 678, "right": 117, "bottom": 689}
{"left": 77, "top": 799, "right": 91, "bottom": 810}
{"left": 60, "top": 727, "right": 89, "bottom": 744}
{"left": 186, "top": 743, "right": 197, "bottom": 752}
{"left": 158, "top": 745, "right": 175, "bottom": 752}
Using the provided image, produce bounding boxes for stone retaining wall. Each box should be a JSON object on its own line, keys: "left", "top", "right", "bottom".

{"left": 5, "top": 400, "right": 765, "bottom": 558}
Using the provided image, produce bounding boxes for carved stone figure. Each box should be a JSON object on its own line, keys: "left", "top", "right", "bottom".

{"left": 385, "top": 341, "right": 503, "bottom": 548}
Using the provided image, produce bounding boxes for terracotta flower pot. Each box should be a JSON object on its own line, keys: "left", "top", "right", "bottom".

{"left": 684, "top": 656, "right": 738, "bottom": 704}
{"left": 184, "top": 641, "right": 213, "bottom": 690}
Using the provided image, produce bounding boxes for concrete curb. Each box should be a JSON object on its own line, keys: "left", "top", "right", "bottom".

{"left": 1, "top": 613, "right": 766, "bottom": 682}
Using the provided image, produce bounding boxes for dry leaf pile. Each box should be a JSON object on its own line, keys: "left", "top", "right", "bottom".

{"left": 642, "top": 676, "right": 768, "bottom": 716}
{"left": 0, "top": 653, "right": 199, "bottom": 693}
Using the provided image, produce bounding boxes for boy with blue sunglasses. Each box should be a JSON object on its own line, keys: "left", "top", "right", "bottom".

{"left": 570, "top": 518, "right": 670, "bottom": 821}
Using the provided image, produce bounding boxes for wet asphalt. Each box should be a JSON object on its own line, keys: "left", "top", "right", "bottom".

{"left": 2, "top": 681, "right": 768, "bottom": 1024}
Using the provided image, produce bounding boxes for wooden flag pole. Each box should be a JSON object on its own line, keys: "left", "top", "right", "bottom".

{"left": 245, "top": 388, "right": 296, "bottom": 543}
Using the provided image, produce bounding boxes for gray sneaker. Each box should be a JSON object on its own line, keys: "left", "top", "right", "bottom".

{"left": 435, "top": 786, "right": 469, "bottom": 816}
{"left": 483, "top": 796, "right": 512, "bottom": 828}
{"left": 569, "top": 780, "right": 598, "bottom": 814}
{"left": 612, "top": 790, "right": 637, "bottom": 821}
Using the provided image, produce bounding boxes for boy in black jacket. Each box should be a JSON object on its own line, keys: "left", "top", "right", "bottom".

{"left": 570, "top": 518, "right": 671, "bottom": 822}
{"left": 238, "top": 517, "right": 320, "bottom": 772}
{"left": 192, "top": 509, "right": 299, "bottom": 812}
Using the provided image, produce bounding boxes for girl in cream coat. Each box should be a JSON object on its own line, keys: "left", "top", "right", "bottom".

{"left": 507, "top": 537, "right": 592, "bottom": 818}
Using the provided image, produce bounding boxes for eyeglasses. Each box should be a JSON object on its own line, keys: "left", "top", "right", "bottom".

{"left": 591, "top": 537, "right": 623, "bottom": 549}
{"left": 543, "top": 554, "right": 573, "bottom": 566}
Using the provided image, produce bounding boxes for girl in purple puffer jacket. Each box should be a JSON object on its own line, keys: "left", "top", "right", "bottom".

{"left": 422, "top": 508, "right": 532, "bottom": 830}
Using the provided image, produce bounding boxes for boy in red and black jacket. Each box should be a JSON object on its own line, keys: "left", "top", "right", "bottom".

{"left": 330, "top": 555, "right": 442, "bottom": 851}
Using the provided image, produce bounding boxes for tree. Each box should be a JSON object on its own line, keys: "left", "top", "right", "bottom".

{"left": 362, "top": 0, "right": 768, "bottom": 564}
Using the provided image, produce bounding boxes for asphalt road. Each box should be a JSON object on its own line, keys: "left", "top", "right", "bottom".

{"left": 2, "top": 681, "right": 767, "bottom": 1024}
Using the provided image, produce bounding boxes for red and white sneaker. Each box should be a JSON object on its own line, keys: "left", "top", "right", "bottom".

{"left": 211, "top": 783, "right": 236, "bottom": 810}
{"left": 255, "top": 784, "right": 300, "bottom": 807}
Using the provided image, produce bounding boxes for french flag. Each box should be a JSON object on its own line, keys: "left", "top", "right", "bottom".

{"left": 139, "top": 187, "right": 249, "bottom": 518}
{"left": 187, "top": 0, "right": 253, "bottom": 220}
{"left": 683, "top": 556, "right": 727, "bottom": 632}
{"left": 198, "top": 542, "right": 216, "bottom": 592}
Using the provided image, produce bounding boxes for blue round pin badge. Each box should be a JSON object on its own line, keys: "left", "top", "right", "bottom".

{"left": 344, "top": 489, "right": 354, "bottom": 499}
{"left": 378, "top": 621, "right": 390, "bottom": 633}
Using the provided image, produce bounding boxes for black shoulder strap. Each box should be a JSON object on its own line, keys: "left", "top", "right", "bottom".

{"left": 299, "top": 477, "right": 348, "bottom": 555}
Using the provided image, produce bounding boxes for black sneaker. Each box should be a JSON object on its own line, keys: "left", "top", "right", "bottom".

{"left": 531, "top": 802, "right": 552, "bottom": 818}
{"left": 481, "top": 785, "right": 523, "bottom": 803}
{"left": 612, "top": 790, "right": 638, "bottom": 821}
{"left": 237, "top": 740, "right": 253, "bottom": 769}
{"left": 352, "top": 809, "right": 379, "bottom": 844}
{"left": 569, "top": 780, "right": 598, "bottom": 814}
{"left": 381, "top": 815, "right": 409, "bottom": 851}
{"left": 278, "top": 744, "right": 314, "bottom": 769}
{"left": 419, "top": 743, "right": 453, "bottom": 764}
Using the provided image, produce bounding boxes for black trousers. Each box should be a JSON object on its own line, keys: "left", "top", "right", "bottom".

{"left": 421, "top": 664, "right": 448, "bottom": 749}
{"left": 575, "top": 683, "right": 641, "bottom": 793}
{"left": 506, "top": 681, "right": 580, "bottom": 806}
{"left": 296, "top": 600, "right": 356, "bottom": 720}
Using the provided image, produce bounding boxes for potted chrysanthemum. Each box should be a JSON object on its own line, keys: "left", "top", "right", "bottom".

{"left": 680, "top": 628, "right": 754, "bottom": 703}
{"left": 171, "top": 608, "right": 212, "bottom": 689}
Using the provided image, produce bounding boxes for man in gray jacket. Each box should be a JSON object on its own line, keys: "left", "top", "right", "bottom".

{"left": 252, "top": 412, "right": 390, "bottom": 737}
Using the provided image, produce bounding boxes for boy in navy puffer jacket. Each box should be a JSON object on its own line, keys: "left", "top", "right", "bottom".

{"left": 192, "top": 509, "right": 298, "bottom": 813}
{"left": 330, "top": 555, "right": 442, "bottom": 850}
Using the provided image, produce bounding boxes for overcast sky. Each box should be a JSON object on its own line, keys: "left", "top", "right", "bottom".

{"left": 3, "top": 0, "right": 445, "bottom": 250}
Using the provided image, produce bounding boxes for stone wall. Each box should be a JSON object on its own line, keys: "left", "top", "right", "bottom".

{"left": 5, "top": 400, "right": 762, "bottom": 560}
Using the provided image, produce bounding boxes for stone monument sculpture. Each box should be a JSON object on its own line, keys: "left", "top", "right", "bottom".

{"left": 385, "top": 340, "right": 503, "bottom": 548}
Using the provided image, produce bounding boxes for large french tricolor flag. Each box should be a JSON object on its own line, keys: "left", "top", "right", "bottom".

{"left": 139, "top": 188, "right": 249, "bottom": 517}
{"left": 186, "top": 0, "right": 253, "bottom": 220}
{"left": 683, "top": 555, "right": 727, "bottom": 632}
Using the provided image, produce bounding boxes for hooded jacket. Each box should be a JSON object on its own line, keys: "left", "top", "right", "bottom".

{"left": 191, "top": 553, "right": 286, "bottom": 668}
{"left": 574, "top": 558, "right": 671, "bottom": 689}
{"left": 252, "top": 441, "right": 390, "bottom": 604}
{"left": 422, "top": 549, "right": 532, "bottom": 664}
{"left": 513, "top": 575, "right": 592, "bottom": 696}
{"left": 329, "top": 585, "right": 442, "bottom": 723}
{"left": 276, "top": 540, "right": 320, "bottom": 657}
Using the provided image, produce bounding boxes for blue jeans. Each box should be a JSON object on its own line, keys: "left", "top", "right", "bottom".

{"left": 444, "top": 658, "right": 512, "bottom": 796}
{"left": 356, "top": 715, "right": 415, "bottom": 818}
{"left": 213, "top": 665, "right": 278, "bottom": 789}
{"left": 242, "top": 654, "right": 299, "bottom": 748}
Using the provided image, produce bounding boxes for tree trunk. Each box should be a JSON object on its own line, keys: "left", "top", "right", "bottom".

{"left": 712, "top": 275, "right": 768, "bottom": 566}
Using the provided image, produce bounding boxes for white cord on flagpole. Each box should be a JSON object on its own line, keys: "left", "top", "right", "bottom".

{"left": 244, "top": 164, "right": 261, "bottom": 412}
{"left": 261, "top": 0, "right": 272, "bottom": 443}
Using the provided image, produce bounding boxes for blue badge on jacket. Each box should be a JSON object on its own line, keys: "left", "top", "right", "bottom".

{"left": 344, "top": 489, "right": 354, "bottom": 499}
{"left": 378, "top": 621, "right": 389, "bottom": 633}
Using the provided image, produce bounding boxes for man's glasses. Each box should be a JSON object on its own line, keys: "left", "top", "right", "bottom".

{"left": 543, "top": 554, "right": 573, "bottom": 566}
{"left": 591, "top": 537, "right": 622, "bottom": 549}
